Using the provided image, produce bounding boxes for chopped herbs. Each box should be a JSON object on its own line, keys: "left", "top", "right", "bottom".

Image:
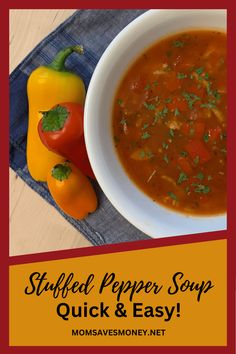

{"left": 146, "top": 151, "right": 154, "bottom": 158}
{"left": 117, "top": 98, "right": 123, "bottom": 106}
{"left": 206, "top": 82, "right": 213, "bottom": 95}
{"left": 144, "top": 83, "right": 151, "bottom": 90}
{"left": 194, "top": 172, "right": 204, "bottom": 180}
{"left": 157, "top": 106, "right": 169, "bottom": 118}
{"left": 180, "top": 151, "right": 188, "bottom": 157}
{"left": 177, "top": 72, "right": 187, "bottom": 79}
{"left": 144, "top": 102, "right": 156, "bottom": 111}
{"left": 168, "top": 192, "right": 178, "bottom": 200}
{"left": 182, "top": 92, "right": 201, "bottom": 110}
{"left": 142, "top": 123, "right": 149, "bottom": 130}
{"left": 141, "top": 131, "right": 151, "bottom": 140}
{"left": 177, "top": 172, "right": 188, "bottom": 184}
{"left": 139, "top": 150, "right": 154, "bottom": 159}
{"left": 193, "top": 156, "right": 200, "bottom": 165}
{"left": 152, "top": 113, "right": 160, "bottom": 125}
{"left": 165, "top": 97, "right": 172, "bottom": 103}
{"left": 207, "top": 175, "right": 213, "bottom": 181}
{"left": 192, "top": 184, "right": 210, "bottom": 194}
{"left": 220, "top": 132, "right": 227, "bottom": 140}
{"left": 169, "top": 129, "right": 175, "bottom": 138}
{"left": 203, "top": 133, "right": 209, "bottom": 143}
{"left": 120, "top": 118, "right": 127, "bottom": 125}
{"left": 173, "top": 40, "right": 184, "bottom": 48}
{"left": 200, "top": 101, "right": 216, "bottom": 109}
{"left": 163, "top": 154, "right": 169, "bottom": 164}
{"left": 162, "top": 142, "right": 169, "bottom": 150}
{"left": 195, "top": 67, "right": 204, "bottom": 75}
{"left": 174, "top": 108, "right": 180, "bottom": 116}
{"left": 212, "top": 90, "right": 221, "bottom": 100}
{"left": 139, "top": 150, "right": 146, "bottom": 158}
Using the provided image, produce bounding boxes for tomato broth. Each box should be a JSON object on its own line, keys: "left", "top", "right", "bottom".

{"left": 112, "top": 30, "right": 227, "bottom": 215}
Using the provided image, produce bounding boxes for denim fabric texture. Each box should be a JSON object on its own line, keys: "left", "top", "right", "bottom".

{"left": 10, "top": 10, "right": 151, "bottom": 246}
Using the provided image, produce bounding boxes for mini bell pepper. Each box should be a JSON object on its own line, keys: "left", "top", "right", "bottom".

{"left": 38, "top": 103, "right": 95, "bottom": 179}
{"left": 27, "top": 46, "right": 86, "bottom": 181}
{"left": 47, "top": 161, "right": 97, "bottom": 219}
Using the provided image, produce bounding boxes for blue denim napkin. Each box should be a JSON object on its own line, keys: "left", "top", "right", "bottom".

{"left": 10, "top": 10, "right": 150, "bottom": 246}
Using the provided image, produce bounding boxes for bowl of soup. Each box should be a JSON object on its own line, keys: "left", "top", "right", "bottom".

{"left": 84, "top": 9, "right": 227, "bottom": 238}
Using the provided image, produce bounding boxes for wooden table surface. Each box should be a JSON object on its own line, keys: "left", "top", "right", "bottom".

{"left": 10, "top": 10, "right": 92, "bottom": 256}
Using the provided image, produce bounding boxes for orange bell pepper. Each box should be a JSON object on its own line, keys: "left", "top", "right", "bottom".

{"left": 47, "top": 161, "right": 97, "bottom": 219}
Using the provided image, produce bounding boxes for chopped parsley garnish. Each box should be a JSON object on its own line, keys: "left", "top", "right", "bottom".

{"left": 163, "top": 154, "right": 169, "bottom": 164}
{"left": 146, "top": 151, "right": 154, "bottom": 158}
{"left": 117, "top": 98, "right": 123, "bottom": 106}
{"left": 207, "top": 175, "right": 213, "bottom": 181}
{"left": 162, "top": 142, "right": 169, "bottom": 150}
{"left": 192, "top": 184, "right": 210, "bottom": 194}
{"left": 177, "top": 72, "right": 187, "bottom": 79}
{"left": 157, "top": 106, "right": 169, "bottom": 118}
{"left": 220, "top": 132, "right": 227, "bottom": 140}
{"left": 193, "top": 156, "right": 200, "bottom": 165}
{"left": 152, "top": 113, "right": 160, "bottom": 125}
{"left": 139, "top": 150, "right": 145, "bottom": 158}
{"left": 142, "top": 123, "right": 149, "bottom": 130}
{"left": 168, "top": 192, "right": 178, "bottom": 200}
{"left": 194, "top": 172, "right": 204, "bottom": 180}
{"left": 174, "top": 108, "right": 180, "bottom": 116}
{"left": 206, "top": 82, "right": 213, "bottom": 95}
{"left": 203, "top": 133, "right": 209, "bottom": 143}
{"left": 144, "top": 102, "right": 156, "bottom": 111}
{"left": 200, "top": 101, "right": 216, "bottom": 109}
{"left": 144, "top": 83, "right": 151, "bottom": 90}
{"left": 182, "top": 92, "right": 201, "bottom": 110}
{"left": 165, "top": 97, "right": 172, "bottom": 103}
{"left": 173, "top": 40, "right": 184, "bottom": 48}
{"left": 141, "top": 131, "right": 151, "bottom": 140}
{"left": 180, "top": 151, "right": 188, "bottom": 157}
{"left": 195, "top": 67, "right": 204, "bottom": 75}
{"left": 185, "top": 186, "right": 190, "bottom": 193}
{"left": 177, "top": 172, "right": 188, "bottom": 184}
{"left": 139, "top": 150, "right": 154, "bottom": 159}
{"left": 212, "top": 90, "right": 221, "bottom": 100}
{"left": 153, "top": 81, "right": 158, "bottom": 86}
{"left": 120, "top": 118, "right": 127, "bottom": 126}
{"left": 169, "top": 128, "right": 175, "bottom": 138}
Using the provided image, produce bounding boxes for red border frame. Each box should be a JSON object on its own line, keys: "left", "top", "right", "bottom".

{"left": 2, "top": 1, "right": 236, "bottom": 353}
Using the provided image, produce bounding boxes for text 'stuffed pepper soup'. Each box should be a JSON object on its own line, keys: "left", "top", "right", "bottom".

{"left": 112, "top": 30, "right": 227, "bottom": 216}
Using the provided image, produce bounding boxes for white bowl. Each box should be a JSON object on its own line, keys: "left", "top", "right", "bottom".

{"left": 84, "top": 9, "right": 227, "bottom": 238}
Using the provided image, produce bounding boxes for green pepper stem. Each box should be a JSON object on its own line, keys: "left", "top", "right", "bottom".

{"left": 52, "top": 163, "right": 72, "bottom": 181}
{"left": 48, "top": 46, "right": 84, "bottom": 71}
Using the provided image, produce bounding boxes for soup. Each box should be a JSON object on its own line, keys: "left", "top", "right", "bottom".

{"left": 112, "top": 30, "right": 227, "bottom": 215}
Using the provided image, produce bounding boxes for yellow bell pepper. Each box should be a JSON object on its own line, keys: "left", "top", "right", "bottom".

{"left": 27, "top": 46, "right": 86, "bottom": 181}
